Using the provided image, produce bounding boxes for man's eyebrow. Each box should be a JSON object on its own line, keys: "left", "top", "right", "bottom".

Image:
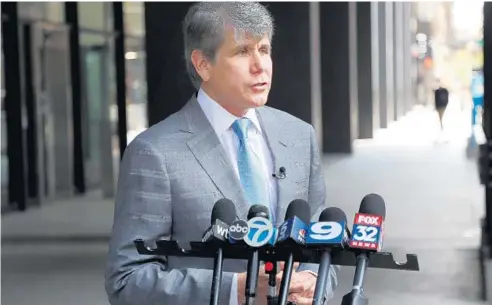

{"left": 233, "top": 41, "right": 271, "bottom": 51}
{"left": 234, "top": 43, "right": 249, "bottom": 49}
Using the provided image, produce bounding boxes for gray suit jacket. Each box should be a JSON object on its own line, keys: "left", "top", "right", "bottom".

{"left": 105, "top": 96, "right": 338, "bottom": 305}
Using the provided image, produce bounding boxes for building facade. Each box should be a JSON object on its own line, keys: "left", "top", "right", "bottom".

{"left": 2, "top": 2, "right": 419, "bottom": 212}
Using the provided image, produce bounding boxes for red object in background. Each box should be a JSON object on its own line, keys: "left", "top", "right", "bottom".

{"left": 264, "top": 261, "right": 274, "bottom": 273}
{"left": 424, "top": 56, "right": 433, "bottom": 69}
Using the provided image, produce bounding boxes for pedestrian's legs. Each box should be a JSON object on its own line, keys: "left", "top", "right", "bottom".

{"left": 437, "top": 107, "right": 446, "bottom": 130}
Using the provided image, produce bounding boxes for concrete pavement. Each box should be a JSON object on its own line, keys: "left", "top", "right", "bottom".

{"left": 329, "top": 101, "right": 485, "bottom": 304}
{"left": 1, "top": 100, "right": 487, "bottom": 305}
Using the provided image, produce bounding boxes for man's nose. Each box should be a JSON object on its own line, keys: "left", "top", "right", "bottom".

{"left": 251, "top": 52, "right": 265, "bottom": 74}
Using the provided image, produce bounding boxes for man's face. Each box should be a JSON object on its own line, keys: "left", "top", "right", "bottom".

{"left": 197, "top": 29, "right": 273, "bottom": 116}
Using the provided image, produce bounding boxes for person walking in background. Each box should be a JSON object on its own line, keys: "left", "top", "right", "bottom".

{"left": 434, "top": 81, "right": 449, "bottom": 130}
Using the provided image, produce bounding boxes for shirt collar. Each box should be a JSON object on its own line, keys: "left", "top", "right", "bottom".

{"left": 196, "top": 88, "right": 262, "bottom": 136}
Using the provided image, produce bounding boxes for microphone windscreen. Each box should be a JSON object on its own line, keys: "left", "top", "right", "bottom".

{"left": 319, "top": 207, "right": 348, "bottom": 222}
{"left": 247, "top": 204, "right": 270, "bottom": 220}
{"left": 211, "top": 198, "right": 237, "bottom": 225}
{"left": 284, "top": 199, "right": 311, "bottom": 223}
{"left": 359, "top": 193, "right": 386, "bottom": 219}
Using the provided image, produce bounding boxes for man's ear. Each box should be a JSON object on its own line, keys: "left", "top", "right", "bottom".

{"left": 191, "top": 49, "right": 211, "bottom": 82}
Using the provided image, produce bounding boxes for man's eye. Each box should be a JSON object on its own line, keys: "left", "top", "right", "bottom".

{"left": 238, "top": 48, "right": 249, "bottom": 55}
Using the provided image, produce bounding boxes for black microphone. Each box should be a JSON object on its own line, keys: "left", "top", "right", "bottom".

{"left": 204, "top": 199, "right": 237, "bottom": 305}
{"left": 201, "top": 198, "right": 237, "bottom": 243}
{"left": 310, "top": 207, "right": 349, "bottom": 305}
{"left": 342, "top": 194, "right": 386, "bottom": 305}
{"left": 244, "top": 204, "right": 272, "bottom": 305}
{"left": 276, "top": 199, "right": 311, "bottom": 305}
{"left": 272, "top": 166, "right": 287, "bottom": 179}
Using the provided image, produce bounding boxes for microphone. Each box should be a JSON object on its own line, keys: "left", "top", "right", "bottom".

{"left": 201, "top": 198, "right": 236, "bottom": 243}
{"left": 243, "top": 205, "right": 275, "bottom": 305}
{"left": 276, "top": 199, "right": 311, "bottom": 305}
{"left": 272, "top": 166, "right": 287, "bottom": 179}
{"left": 204, "top": 199, "right": 237, "bottom": 305}
{"left": 342, "top": 193, "right": 386, "bottom": 305}
{"left": 307, "top": 207, "right": 348, "bottom": 305}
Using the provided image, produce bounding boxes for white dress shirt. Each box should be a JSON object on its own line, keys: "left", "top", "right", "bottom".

{"left": 196, "top": 88, "right": 277, "bottom": 304}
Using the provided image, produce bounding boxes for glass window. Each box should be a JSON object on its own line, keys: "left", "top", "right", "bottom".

{"left": 78, "top": 3, "right": 118, "bottom": 196}
{"left": 78, "top": 3, "right": 112, "bottom": 31}
{"left": 1, "top": 45, "right": 8, "bottom": 206}
{"left": 45, "top": 3, "right": 64, "bottom": 22}
{"left": 124, "top": 3, "right": 147, "bottom": 144}
{"left": 79, "top": 30, "right": 118, "bottom": 193}
{"left": 18, "top": 2, "right": 64, "bottom": 22}
{"left": 125, "top": 37, "right": 147, "bottom": 143}
{"left": 124, "top": 3, "right": 145, "bottom": 37}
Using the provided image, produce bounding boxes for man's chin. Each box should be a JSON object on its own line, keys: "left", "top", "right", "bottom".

{"left": 247, "top": 95, "right": 269, "bottom": 108}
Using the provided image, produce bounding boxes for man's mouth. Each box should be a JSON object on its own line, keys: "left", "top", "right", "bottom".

{"left": 252, "top": 82, "right": 268, "bottom": 88}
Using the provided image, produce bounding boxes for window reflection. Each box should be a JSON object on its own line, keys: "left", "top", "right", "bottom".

{"left": 125, "top": 38, "right": 147, "bottom": 144}
{"left": 17, "top": 2, "right": 64, "bottom": 22}
{"left": 123, "top": 2, "right": 145, "bottom": 37}
{"left": 78, "top": 2, "right": 112, "bottom": 32}
{"left": 78, "top": 3, "right": 118, "bottom": 196}
{"left": 124, "top": 2, "right": 147, "bottom": 144}
{"left": 1, "top": 46, "right": 8, "bottom": 206}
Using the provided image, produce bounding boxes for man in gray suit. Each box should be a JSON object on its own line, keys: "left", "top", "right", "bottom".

{"left": 105, "top": 2, "right": 337, "bottom": 305}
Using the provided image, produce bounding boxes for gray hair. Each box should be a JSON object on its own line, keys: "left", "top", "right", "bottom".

{"left": 182, "top": 2, "right": 275, "bottom": 89}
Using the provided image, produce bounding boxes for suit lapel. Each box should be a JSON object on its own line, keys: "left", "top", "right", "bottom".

{"left": 256, "top": 107, "right": 296, "bottom": 226}
{"left": 179, "top": 97, "right": 297, "bottom": 223}
{"left": 180, "top": 97, "right": 250, "bottom": 219}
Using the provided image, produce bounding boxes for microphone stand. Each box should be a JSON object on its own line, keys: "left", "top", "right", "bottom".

{"left": 267, "top": 281, "right": 294, "bottom": 305}
{"left": 267, "top": 294, "right": 278, "bottom": 305}
{"left": 277, "top": 253, "right": 295, "bottom": 305}
{"left": 312, "top": 250, "right": 331, "bottom": 305}
{"left": 210, "top": 247, "right": 224, "bottom": 305}
{"left": 244, "top": 250, "right": 260, "bottom": 305}
{"left": 266, "top": 261, "right": 278, "bottom": 305}
{"left": 341, "top": 252, "right": 369, "bottom": 305}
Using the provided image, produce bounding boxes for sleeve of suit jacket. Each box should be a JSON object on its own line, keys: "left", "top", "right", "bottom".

{"left": 296, "top": 125, "right": 339, "bottom": 300}
{"left": 104, "top": 137, "right": 234, "bottom": 305}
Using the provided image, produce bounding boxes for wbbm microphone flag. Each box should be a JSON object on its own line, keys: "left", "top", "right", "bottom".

{"left": 277, "top": 216, "right": 307, "bottom": 245}
{"left": 349, "top": 213, "right": 383, "bottom": 251}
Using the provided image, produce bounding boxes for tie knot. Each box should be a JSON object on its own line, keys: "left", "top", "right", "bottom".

{"left": 232, "top": 118, "right": 251, "bottom": 140}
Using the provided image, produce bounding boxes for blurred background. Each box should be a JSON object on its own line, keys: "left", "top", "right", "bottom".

{"left": 1, "top": 1, "right": 490, "bottom": 305}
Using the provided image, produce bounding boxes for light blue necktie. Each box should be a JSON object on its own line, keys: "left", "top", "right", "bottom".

{"left": 231, "top": 118, "right": 274, "bottom": 223}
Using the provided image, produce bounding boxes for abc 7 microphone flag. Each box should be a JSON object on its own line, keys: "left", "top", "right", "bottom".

{"left": 243, "top": 217, "right": 276, "bottom": 247}
{"left": 229, "top": 217, "right": 276, "bottom": 247}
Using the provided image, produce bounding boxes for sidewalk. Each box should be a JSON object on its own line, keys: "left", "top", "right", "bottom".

{"left": 1, "top": 101, "right": 487, "bottom": 305}
{"left": 2, "top": 191, "right": 114, "bottom": 242}
{"left": 330, "top": 99, "right": 485, "bottom": 304}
